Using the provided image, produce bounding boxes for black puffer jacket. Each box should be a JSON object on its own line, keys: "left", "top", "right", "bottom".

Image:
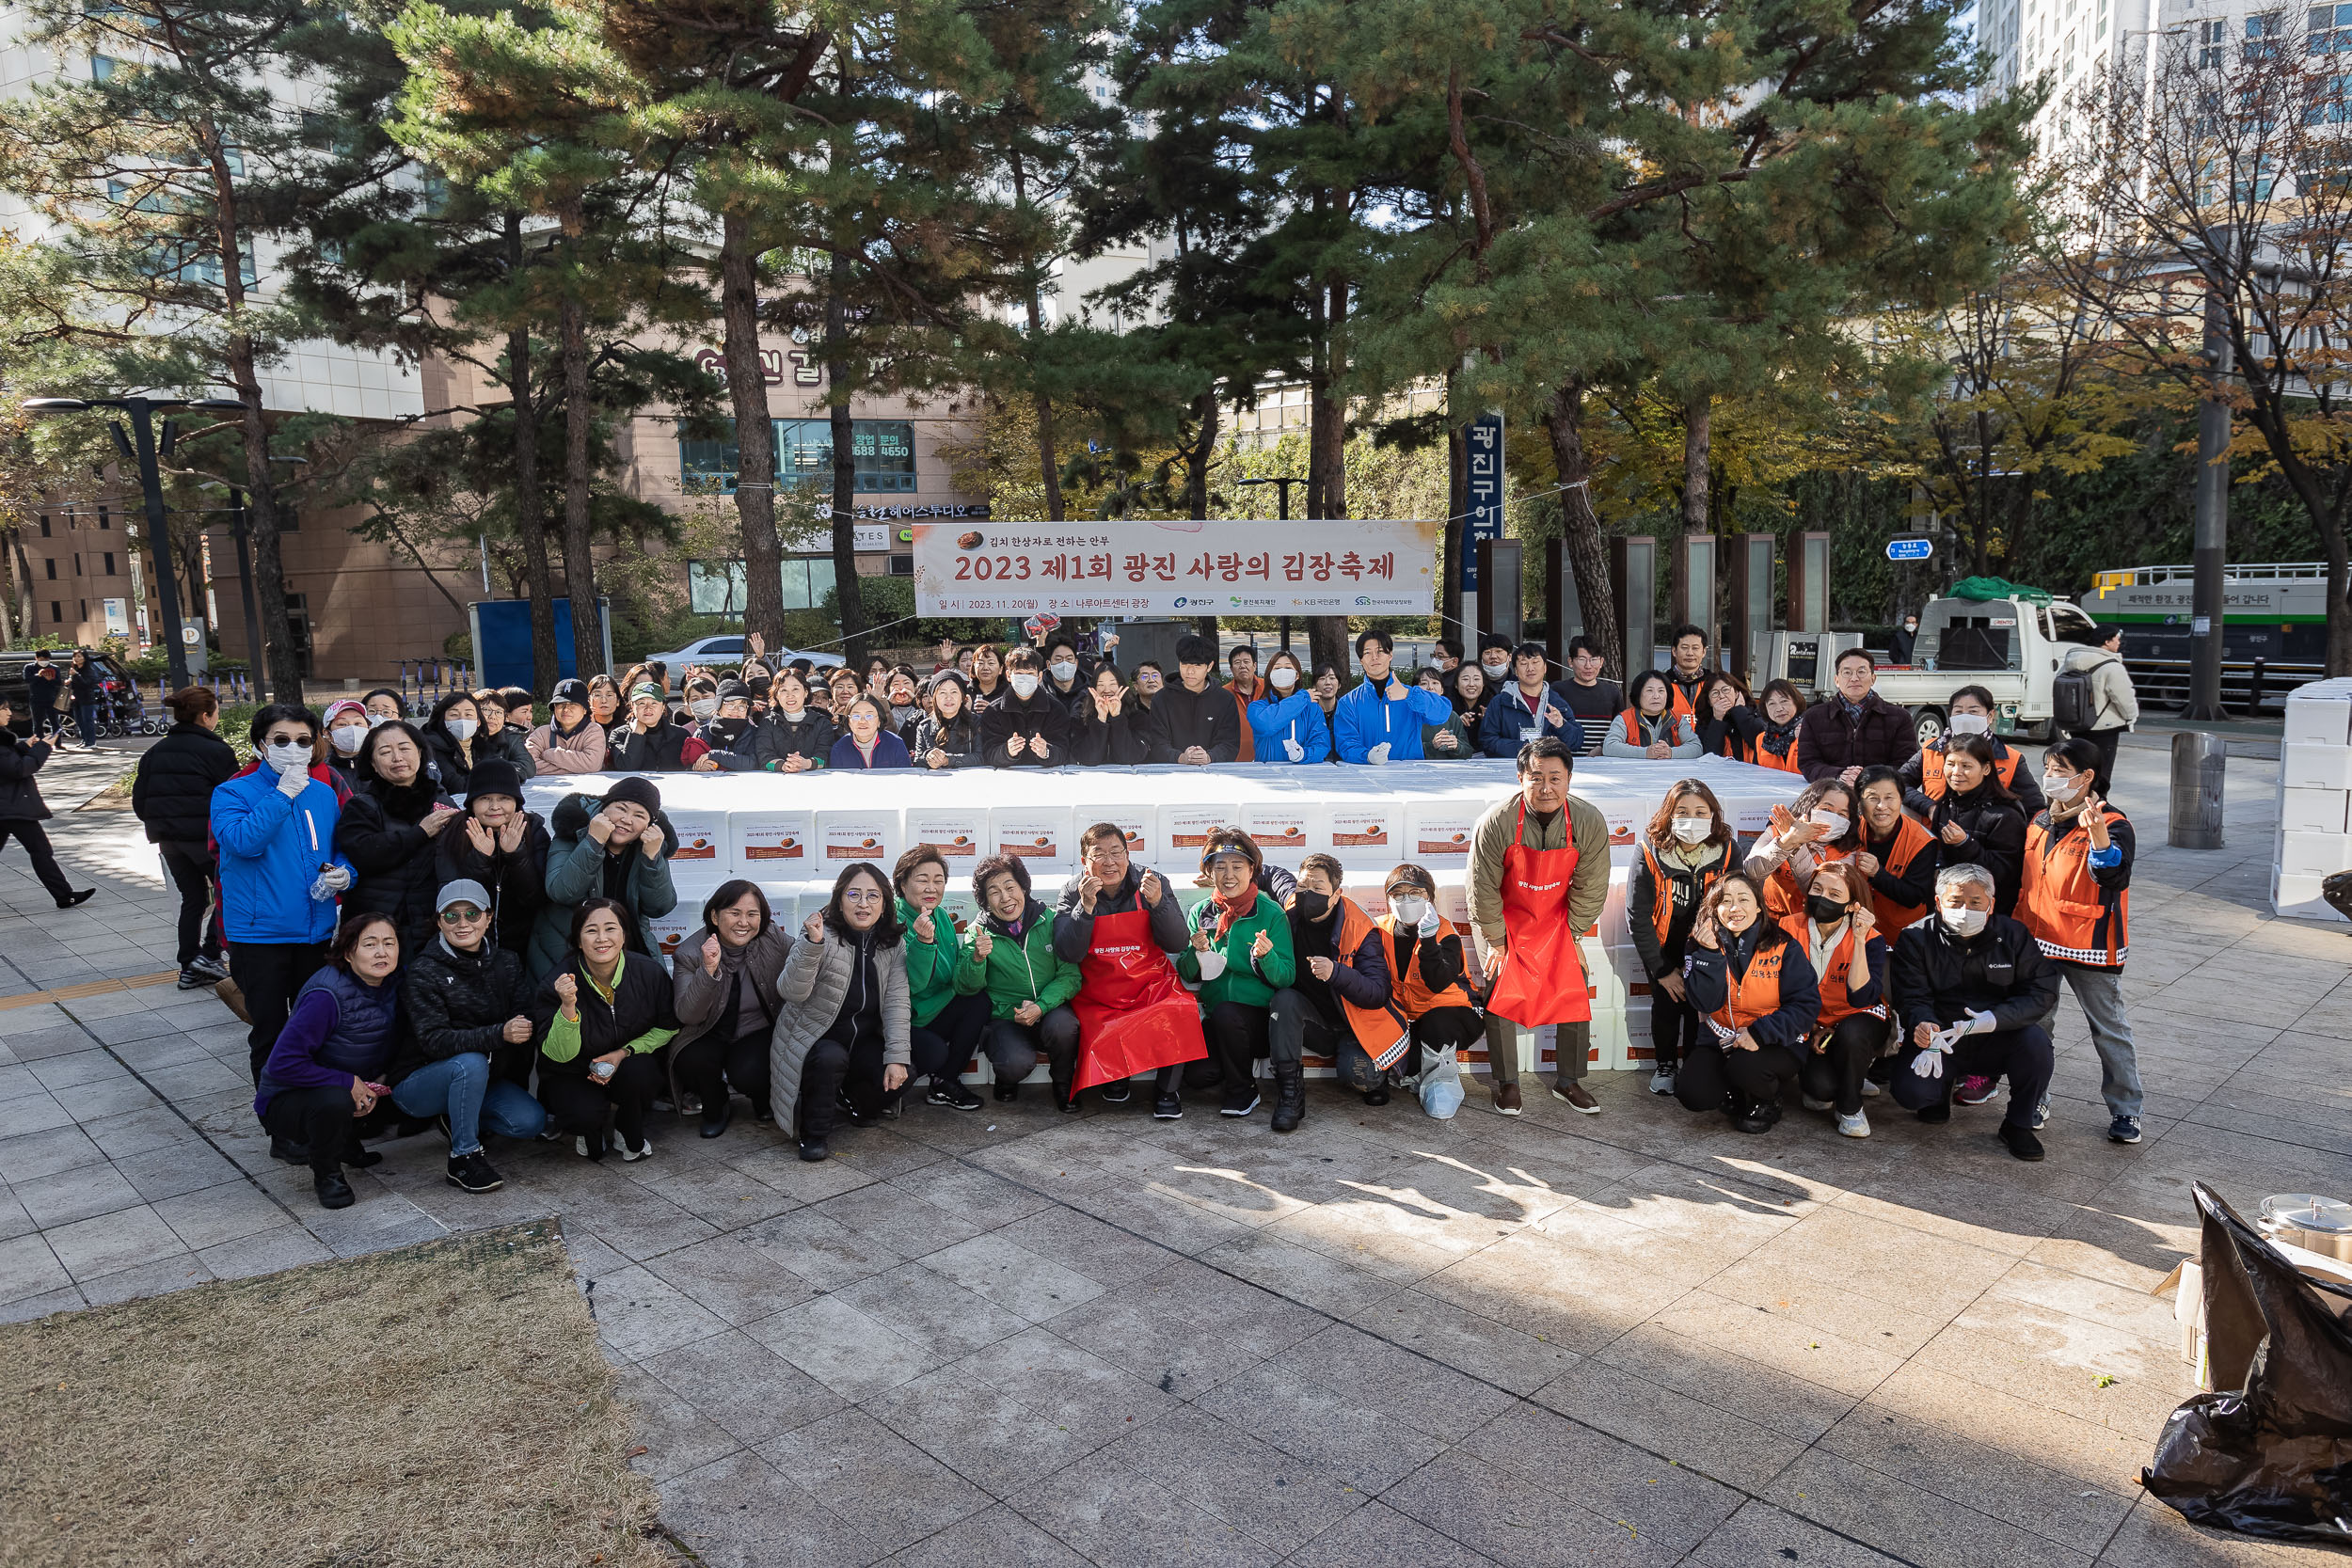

{"left": 336, "top": 775, "right": 460, "bottom": 954}
{"left": 477, "top": 725, "right": 532, "bottom": 773}
{"left": 608, "top": 716, "right": 691, "bottom": 772}
{"left": 1888, "top": 911, "right": 2060, "bottom": 1038}
{"left": 0, "top": 732, "right": 56, "bottom": 824}
{"left": 131, "top": 722, "right": 237, "bottom": 844}
{"left": 394, "top": 936, "right": 534, "bottom": 1084}
{"left": 435, "top": 809, "right": 552, "bottom": 957}
{"left": 753, "top": 709, "right": 836, "bottom": 770}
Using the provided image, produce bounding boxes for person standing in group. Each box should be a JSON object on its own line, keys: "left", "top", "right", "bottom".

{"left": 1308, "top": 666, "right": 1343, "bottom": 741}
{"left": 251, "top": 911, "right": 403, "bottom": 1209}
{"left": 1557, "top": 636, "right": 1622, "bottom": 753}
{"left": 1147, "top": 636, "right": 1240, "bottom": 767}
{"left": 132, "top": 686, "right": 234, "bottom": 985}
{"left": 1056, "top": 823, "right": 1203, "bottom": 1110}
{"left": 1467, "top": 737, "right": 1612, "bottom": 1115}
{"left": 966, "top": 643, "right": 1009, "bottom": 712}
{"left": 2059, "top": 626, "right": 2138, "bottom": 796}
{"left": 1429, "top": 638, "right": 1463, "bottom": 675}
{"left": 1418, "top": 667, "right": 1478, "bottom": 758}
{"left": 435, "top": 759, "right": 548, "bottom": 963}
{"left": 1478, "top": 641, "right": 1585, "bottom": 757}
{"left": 1693, "top": 674, "right": 1760, "bottom": 761}
{"left": 1073, "top": 664, "right": 1154, "bottom": 766}
{"left": 1445, "top": 664, "right": 1493, "bottom": 751}
{"left": 337, "top": 721, "right": 464, "bottom": 958}
{"left": 1775, "top": 861, "right": 1886, "bottom": 1137}
{"left": 363, "top": 688, "right": 409, "bottom": 725}
{"left": 670, "top": 880, "right": 787, "bottom": 1137}
{"left": 896, "top": 847, "right": 989, "bottom": 1111}
{"left": 66, "top": 649, "right": 103, "bottom": 750}
{"left": 528, "top": 679, "right": 610, "bottom": 776}
{"left": 831, "top": 696, "right": 914, "bottom": 769}
{"left": 1851, "top": 767, "right": 1938, "bottom": 935}
{"left": 421, "top": 690, "right": 485, "bottom": 798}
{"left": 1269, "top": 855, "right": 1405, "bottom": 1132}
{"left": 1748, "top": 680, "right": 1805, "bottom": 774}
{"left": 1247, "top": 650, "right": 1331, "bottom": 764}
{"left": 983, "top": 647, "right": 1073, "bottom": 768}
{"left": 393, "top": 880, "right": 546, "bottom": 1193}
{"left": 913, "top": 672, "right": 983, "bottom": 769}
{"left": 1661, "top": 624, "right": 1715, "bottom": 722}
{"left": 690, "top": 681, "right": 763, "bottom": 770}
{"left": 955, "top": 855, "right": 1083, "bottom": 1107}
{"left": 1601, "top": 672, "right": 1702, "bottom": 759}
{"left": 24, "top": 652, "right": 62, "bottom": 743}
{"left": 1899, "top": 686, "right": 2044, "bottom": 816}
{"left": 583, "top": 675, "right": 622, "bottom": 735}
{"left": 535, "top": 896, "right": 676, "bottom": 1162}
{"left": 1676, "top": 872, "right": 1821, "bottom": 1133}
{"left": 1628, "top": 779, "right": 1738, "bottom": 1098}
{"left": 609, "top": 684, "right": 701, "bottom": 772}
{"left": 1174, "top": 837, "right": 1296, "bottom": 1120}
{"left": 1368, "top": 865, "right": 1485, "bottom": 1106}
{"left": 471, "top": 688, "right": 532, "bottom": 772}
{"left": 755, "top": 668, "right": 836, "bottom": 772}
{"left": 1334, "top": 630, "right": 1454, "bottom": 764}
{"left": 213, "top": 705, "right": 355, "bottom": 1084}
{"left": 0, "top": 696, "right": 95, "bottom": 911}
{"left": 1040, "top": 635, "right": 1090, "bottom": 714}
{"left": 771, "top": 863, "right": 912, "bottom": 1163}
{"left": 1919, "top": 736, "right": 2027, "bottom": 915}
{"left": 1224, "top": 645, "right": 1266, "bottom": 761}
{"left": 529, "top": 775, "right": 675, "bottom": 978}
{"left": 1745, "top": 778, "right": 1862, "bottom": 919}
{"left": 322, "top": 700, "right": 373, "bottom": 783}
{"left": 1889, "top": 612, "right": 1919, "bottom": 665}
{"left": 1797, "top": 649, "right": 1919, "bottom": 782}
{"left": 2016, "top": 736, "right": 2144, "bottom": 1143}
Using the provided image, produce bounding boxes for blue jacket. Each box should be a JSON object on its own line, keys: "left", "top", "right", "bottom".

{"left": 1477, "top": 682, "right": 1586, "bottom": 759}
{"left": 211, "top": 763, "right": 354, "bottom": 945}
{"left": 1245, "top": 691, "right": 1332, "bottom": 764}
{"left": 1333, "top": 677, "right": 1454, "bottom": 764}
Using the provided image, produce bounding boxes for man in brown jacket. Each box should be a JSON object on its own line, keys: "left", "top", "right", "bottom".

{"left": 1466, "top": 736, "right": 1613, "bottom": 1115}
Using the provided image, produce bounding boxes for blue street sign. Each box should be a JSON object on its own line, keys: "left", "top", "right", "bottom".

{"left": 1885, "top": 536, "right": 1933, "bottom": 562}
{"left": 1462, "top": 412, "right": 1504, "bottom": 592}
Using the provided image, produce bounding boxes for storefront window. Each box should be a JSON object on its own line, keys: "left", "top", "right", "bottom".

{"left": 679, "top": 420, "right": 916, "bottom": 494}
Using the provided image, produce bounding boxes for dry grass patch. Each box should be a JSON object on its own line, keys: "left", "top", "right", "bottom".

{"left": 0, "top": 1220, "right": 672, "bottom": 1568}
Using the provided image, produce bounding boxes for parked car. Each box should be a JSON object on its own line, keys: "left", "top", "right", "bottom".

{"left": 0, "top": 648, "right": 145, "bottom": 737}
{"left": 1869, "top": 594, "right": 2102, "bottom": 745}
{"left": 641, "top": 634, "right": 845, "bottom": 672}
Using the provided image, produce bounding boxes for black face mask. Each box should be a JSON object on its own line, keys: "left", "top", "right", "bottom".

{"left": 1295, "top": 890, "right": 1331, "bottom": 921}
{"left": 1806, "top": 895, "right": 1849, "bottom": 926}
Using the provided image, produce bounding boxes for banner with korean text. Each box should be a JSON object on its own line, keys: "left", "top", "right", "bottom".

{"left": 911, "top": 518, "right": 1440, "bottom": 617}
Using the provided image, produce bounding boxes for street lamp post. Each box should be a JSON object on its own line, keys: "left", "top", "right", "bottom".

{"left": 23, "top": 393, "right": 244, "bottom": 691}
{"left": 1238, "top": 476, "right": 1303, "bottom": 651}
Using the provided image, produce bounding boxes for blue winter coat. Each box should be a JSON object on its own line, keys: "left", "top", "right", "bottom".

{"left": 1332, "top": 677, "right": 1454, "bottom": 764}
{"left": 211, "top": 762, "right": 355, "bottom": 945}
{"left": 1476, "top": 682, "right": 1587, "bottom": 758}
{"left": 1246, "top": 691, "right": 1333, "bottom": 764}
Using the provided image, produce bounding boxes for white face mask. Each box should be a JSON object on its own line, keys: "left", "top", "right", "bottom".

{"left": 1009, "top": 673, "right": 1041, "bottom": 700}
{"left": 1482, "top": 658, "right": 1510, "bottom": 677}
{"left": 1808, "top": 809, "right": 1849, "bottom": 839}
{"left": 1939, "top": 904, "right": 1988, "bottom": 938}
{"left": 689, "top": 699, "right": 718, "bottom": 721}
{"left": 265, "top": 740, "right": 313, "bottom": 775}
{"left": 2042, "top": 771, "right": 2079, "bottom": 802}
{"left": 328, "top": 724, "right": 367, "bottom": 755}
{"left": 446, "top": 718, "right": 478, "bottom": 741}
{"left": 1947, "top": 711, "right": 1990, "bottom": 736}
{"left": 1670, "top": 816, "right": 1712, "bottom": 844}
{"left": 1390, "top": 895, "right": 1428, "bottom": 927}
{"left": 366, "top": 712, "right": 391, "bottom": 729}
{"left": 1048, "top": 659, "right": 1076, "bottom": 682}
{"left": 1269, "top": 668, "right": 1297, "bottom": 690}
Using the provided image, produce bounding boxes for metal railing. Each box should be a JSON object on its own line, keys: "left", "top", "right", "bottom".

{"left": 2123, "top": 656, "right": 2322, "bottom": 712}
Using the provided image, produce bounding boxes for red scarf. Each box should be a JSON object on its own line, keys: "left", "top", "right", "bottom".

{"left": 1212, "top": 879, "right": 1260, "bottom": 939}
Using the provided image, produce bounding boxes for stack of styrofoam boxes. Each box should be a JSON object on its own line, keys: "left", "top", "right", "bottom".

{"left": 2276, "top": 677, "right": 2352, "bottom": 920}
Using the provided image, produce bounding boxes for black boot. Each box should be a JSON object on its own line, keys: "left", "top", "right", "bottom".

{"left": 1270, "top": 1065, "right": 1305, "bottom": 1133}
{"left": 313, "top": 1169, "right": 356, "bottom": 1210}
{"left": 1055, "top": 1078, "right": 1080, "bottom": 1114}
{"left": 700, "top": 1098, "right": 733, "bottom": 1139}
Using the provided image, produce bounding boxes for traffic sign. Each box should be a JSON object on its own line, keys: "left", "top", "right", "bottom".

{"left": 1885, "top": 536, "right": 1933, "bottom": 562}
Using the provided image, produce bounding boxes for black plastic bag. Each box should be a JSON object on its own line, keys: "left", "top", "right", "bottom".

{"left": 2322, "top": 868, "right": 2352, "bottom": 923}
{"left": 2141, "top": 1182, "right": 2352, "bottom": 1545}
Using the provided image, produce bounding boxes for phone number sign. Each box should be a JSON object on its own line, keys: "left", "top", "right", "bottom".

{"left": 913, "top": 519, "right": 1438, "bottom": 616}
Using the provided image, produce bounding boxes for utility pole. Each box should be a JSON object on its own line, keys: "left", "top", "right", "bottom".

{"left": 2187, "top": 277, "right": 2231, "bottom": 720}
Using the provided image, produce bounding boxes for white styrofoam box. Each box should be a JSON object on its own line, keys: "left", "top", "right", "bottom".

{"left": 731, "top": 809, "right": 815, "bottom": 875}
{"left": 2274, "top": 867, "right": 2349, "bottom": 923}
{"left": 814, "top": 808, "right": 900, "bottom": 871}
{"left": 1405, "top": 798, "right": 1486, "bottom": 865}
{"left": 1580, "top": 938, "right": 1630, "bottom": 1011}
{"left": 2283, "top": 743, "right": 2352, "bottom": 790}
{"left": 2280, "top": 788, "right": 2350, "bottom": 834}
{"left": 2280, "top": 831, "right": 2352, "bottom": 876}
{"left": 644, "top": 902, "right": 699, "bottom": 962}
{"left": 1241, "top": 800, "right": 1313, "bottom": 859}
{"left": 2285, "top": 690, "right": 2352, "bottom": 746}
{"left": 1322, "top": 800, "right": 1404, "bottom": 863}
{"left": 1159, "top": 801, "right": 1243, "bottom": 868}
{"left": 991, "top": 805, "right": 1074, "bottom": 873}
{"left": 1074, "top": 804, "right": 1152, "bottom": 861}
{"left": 665, "top": 805, "right": 730, "bottom": 872}
{"left": 905, "top": 804, "right": 989, "bottom": 869}
{"left": 1599, "top": 799, "right": 1644, "bottom": 853}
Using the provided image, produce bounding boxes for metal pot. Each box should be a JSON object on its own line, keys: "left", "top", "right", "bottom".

{"left": 2260, "top": 1199, "right": 2352, "bottom": 1265}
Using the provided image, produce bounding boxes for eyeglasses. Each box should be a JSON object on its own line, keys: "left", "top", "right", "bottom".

{"left": 841, "top": 888, "right": 885, "bottom": 905}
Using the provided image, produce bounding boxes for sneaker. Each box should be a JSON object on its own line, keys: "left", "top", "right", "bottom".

{"left": 1363, "top": 1085, "right": 1391, "bottom": 1107}
{"left": 1861, "top": 1078, "right": 1882, "bottom": 1099}
{"left": 446, "top": 1151, "right": 504, "bottom": 1193}
{"left": 993, "top": 1078, "right": 1019, "bottom": 1102}
{"left": 618, "top": 1136, "right": 653, "bottom": 1163}
{"left": 1220, "top": 1090, "right": 1261, "bottom": 1118}
{"left": 928, "top": 1080, "right": 984, "bottom": 1111}
{"left": 1152, "top": 1093, "right": 1184, "bottom": 1120}
{"left": 1802, "top": 1095, "right": 1832, "bottom": 1112}
{"left": 1099, "top": 1080, "right": 1132, "bottom": 1104}
{"left": 1997, "top": 1123, "right": 2045, "bottom": 1162}
{"left": 2031, "top": 1098, "right": 2050, "bottom": 1131}
{"left": 1735, "top": 1101, "right": 1783, "bottom": 1134}
{"left": 650, "top": 1096, "right": 675, "bottom": 1114}
{"left": 573, "top": 1133, "right": 596, "bottom": 1159}
{"left": 187, "top": 954, "right": 230, "bottom": 982}
{"left": 1551, "top": 1081, "right": 1599, "bottom": 1115}
{"left": 1648, "top": 1068, "right": 1677, "bottom": 1096}
{"left": 1952, "top": 1075, "right": 1997, "bottom": 1107}
{"left": 1836, "top": 1110, "right": 1871, "bottom": 1138}
{"left": 798, "top": 1136, "right": 828, "bottom": 1163}
{"left": 2108, "top": 1115, "right": 2143, "bottom": 1144}
{"left": 1491, "top": 1083, "right": 1522, "bottom": 1117}
{"left": 177, "top": 965, "right": 214, "bottom": 990}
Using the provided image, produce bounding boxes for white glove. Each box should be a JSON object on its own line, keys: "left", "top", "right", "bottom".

{"left": 308, "top": 873, "right": 340, "bottom": 903}
{"left": 276, "top": 764, "right": 310, "bottom": 799}
{"left": 1416, "top": 907, "right": 1442, "bottom": 939}
{"left": 315, "top": 863, "right": 353, "bottom": 894}
{"left": 1910, "top": 1041, "right": 1947, "bottom": 1080}
{"left": 1283, "top": 738, "right": 1305, "bottom": 762}
{"left": 1367, "top": 742, "right": 1391, "bottom": 766}
{"left": 1963, "top": 1008, "right": 1997, "bottom": 1037}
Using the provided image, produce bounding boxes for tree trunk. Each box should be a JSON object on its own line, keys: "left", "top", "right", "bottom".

{"left": 559, "top": 288, "right": 603, "bottom": 677}
{"left": 505, "top": 214, "right": 560, "bottom": 695}
{"left": 1305, "top": 277, "right": 1350, "bottom": 682}
{"left": 1680, "top": 396, "right": 1710, "bottom": 633}
{"left": 825, "top": 250, "right": 868, "bottom": 669}
{"left": 0, "top": 530, "right": 16, "bottom": 645}
{"left": 1443, "top": 370, "right": 1465, "bottom": 645}
{"left": 721, "top": 211, "right": 787, "bottom": 652}
{"left": 9, "top": 528, "right": 35, "bottom": 636}
{"left": 1185, "top": 390, "right": 1217, "bottom": 642}
{"left": 1544, "top": 380, "right": 1622, "bottom": 680}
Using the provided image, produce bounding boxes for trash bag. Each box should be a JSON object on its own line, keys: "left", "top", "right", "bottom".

{"left": 1947, "top": 575, "right": 2055, "bottom": 606}
{"left": 2322, "top": 868, "right": 2352, "bottom": 924}
{"left": 2141, "top": 1181, "right": 2352, "bottom": 1546}
{"left": 1421, "top": 1044, "right": 1463, "bottom": 1120}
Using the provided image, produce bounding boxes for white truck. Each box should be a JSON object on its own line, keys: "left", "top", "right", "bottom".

{"left": 1868, "top": 594, "right": 2103, "bottom": 746}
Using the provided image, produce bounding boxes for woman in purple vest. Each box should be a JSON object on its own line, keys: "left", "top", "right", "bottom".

{"left": 252, "top": 911, "right": 403, "bottom": 1212}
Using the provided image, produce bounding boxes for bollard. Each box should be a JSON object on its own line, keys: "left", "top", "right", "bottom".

{"left": 2169, "top": 730, "right": 2226, "bottom": 849}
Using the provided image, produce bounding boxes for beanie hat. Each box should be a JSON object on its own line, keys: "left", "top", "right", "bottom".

{"left": 467, "top": 758, "right": 524, "bottom": 803}
{"left": 602, "top": 774, "right": 661, "bottom": 816}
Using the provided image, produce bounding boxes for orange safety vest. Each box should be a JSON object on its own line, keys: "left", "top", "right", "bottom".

{"left": 1860, "top": 815, "right": 1937, "bottom": 934}
{"left": 1615, "top": 709, "right": 1688, "bottom": 750}
{"left": 1375, "top": 909, "right": 1477, "bottom": 1019}
{"left": 1775, "top": 912, "right": 1887, "bottom": 1027}
{"left": 1665, "top": 672, "right": 1707, "bottom": 724}
{"left": 1763, "top": 842, "right": 1851, "bottom": 921}
{"left": 1326, "top": 897, "right": 1416, "bottom": 1067}
{"left": 1639, "top": 840, "right": 1728, "bottom": 948}
{"left": 1704, "top": 931, "right": 1790, "bottom": 1039}
{"left": 1919, "top": 738, "right": 2024, "bottom": 800}
{"left": 2021, "top": 810, "right": 2130, "bottom": 967}
{"left": 1750, "top": 722, "right": 1803, "bottom": 774}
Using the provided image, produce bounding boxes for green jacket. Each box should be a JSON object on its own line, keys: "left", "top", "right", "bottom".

{"left": 954, "top": 899, "right": 1081, "bottom": 1020}
{"left": 898, "top": 896, "right": 965, "bottom": 1027}
{"left": 1178, "top": 891, "right": 1296, "bottom": 1010}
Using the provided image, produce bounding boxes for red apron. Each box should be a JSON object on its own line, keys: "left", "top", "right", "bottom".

{"left": 1069, "top": 908, "right": 1207, "bottom": 1092}
{"left": 1488, "top": 800, "right": 1591, "bottom": 1027}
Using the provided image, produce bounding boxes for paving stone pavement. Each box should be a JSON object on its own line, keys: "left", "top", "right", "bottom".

{"left": 1, "top": 735, "right": 2345, "bottom": 1567}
